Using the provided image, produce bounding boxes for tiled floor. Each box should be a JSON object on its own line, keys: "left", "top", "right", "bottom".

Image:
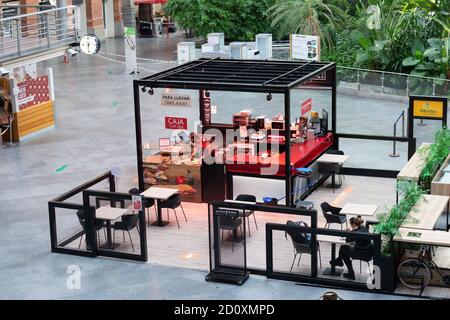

{"left": 0, "top": 34, "right": 441, "bottom": 299}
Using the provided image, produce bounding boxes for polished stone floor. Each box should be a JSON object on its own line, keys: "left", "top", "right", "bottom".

{"left": 0, "top": 34, "right": 436, "bottom": 300}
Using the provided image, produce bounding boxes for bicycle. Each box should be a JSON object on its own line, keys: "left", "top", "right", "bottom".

{"left": 397, "top": 245, "right": 450, "bottom": 291}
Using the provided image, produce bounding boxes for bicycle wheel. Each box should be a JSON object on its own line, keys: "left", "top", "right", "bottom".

{"left": 398, "top": 258, "right": 431, "bottom": 290}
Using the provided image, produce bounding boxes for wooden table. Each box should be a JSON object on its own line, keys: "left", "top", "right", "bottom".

{"left": 141, "top": 186, "right": 179, "bottom": 227}
{"left": 394, "top": 228, "right": 450, "bottom": 247}
{"left": 340, "top": 203, "right": 378, "bottom": 217}
{"left": 317, "top": 154, "right": 351, "bottom": 190}
{"left": 317, "top": 235, "right": 347, "bottom": 276}
{"left": 401, "top": 195, "right": 449, "bottom": 230}
{"left": 96, "top": 206, "right": 129, "bottom": 249}
{"left": 397, "top": 143, "right": 430, "bottom": 182}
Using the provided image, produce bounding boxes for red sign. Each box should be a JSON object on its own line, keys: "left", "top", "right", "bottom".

{"left": 301, "top": 98, "right": 312, "bottom": 116}
{"left": 165, "top": 116, "right": 188, "bottom": 130}
{"left": 17, "top": 75, "right": 50, "bottom": 111}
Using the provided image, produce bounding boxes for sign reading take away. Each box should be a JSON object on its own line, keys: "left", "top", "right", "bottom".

{"left": 301, "top": 98, "right": 312, "bottom": 116}
{"left": 161, "top": 93, "right": 192, "bottom": 107}
{"left": 413, "top": 99, "right": 445, "bottom": 119}
{"left": 165, "top": 116, "right": 188, "bottom": 130}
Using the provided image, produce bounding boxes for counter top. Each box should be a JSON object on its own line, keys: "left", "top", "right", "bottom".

{"left": 143, "top": 154, "right": 201, "bottom": 166}
{"left": 226, "top": 133, "right": 333, "bottom": 177}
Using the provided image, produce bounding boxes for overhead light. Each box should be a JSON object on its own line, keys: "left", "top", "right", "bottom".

{"left": 266, "top": 93, "right": 272, "bottom": 102}
{"left": 148, "top": 88, "right": 154, "bottom": 95}
{"left": 205, "top": 90, "right": 210, "bottom": 98}
{"left": 141, "top": 87, "right": 147, "bottom": 93}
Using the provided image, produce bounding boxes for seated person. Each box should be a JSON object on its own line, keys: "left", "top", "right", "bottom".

{"left": 329, "top": 217, "right": 372, "bottom": 280}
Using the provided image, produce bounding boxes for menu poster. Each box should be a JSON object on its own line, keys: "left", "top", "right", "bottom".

{"left": 290, "top": 34, "right": 320, "bottom": 61}
{"left": 16, "top": 75, "right": 50, "bottom": 111}
{"left": 202, "top": 90, "right": 212, "bottom": 125}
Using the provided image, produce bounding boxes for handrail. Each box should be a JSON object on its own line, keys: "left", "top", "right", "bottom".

{"left": 0, "top": 5, "right": 75, "bottom": 22}
{"left": 389, "top": 111, "right": 405, "bottom": 158}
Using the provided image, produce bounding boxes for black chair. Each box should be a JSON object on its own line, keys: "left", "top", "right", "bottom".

{"left": 317, "top": 162, "right": 342, "bottom": 192}
{"left": 112, "top": 214, "right": 140, "bottom": 252}
{"left": 129, "top": 188, "right": 157, "bottom": 223}
{"left": 285, "top": 221, "right": 322, "bottom": 271}
{"left": 351, "top": 245, "right": 374, "bottom": 274}
{"left": 320, "top": 202, "right": 347, "bottom": 229}
{"left": 235, "top": 194, "right": 258, "bottom": 236}
{"left": 327, "top": 149, "right": 346, "bottom": 182}
{"left": 219, "top": 215, "right": 243, "bottom": 252}
{"left": 159, "top": 194, "right": 187, "bottom": 229}
{"left": 76, "top": 210, "right": 106, "bottom": 249}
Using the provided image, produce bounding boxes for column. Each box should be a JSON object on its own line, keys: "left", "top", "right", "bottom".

{"left": 85, "top": 0, "right": 105, "bottom": 39}
{"left": 19, "top": 0, "right": 39, "bottom": 37}
{"left": 113, "top": 0, "right": 123, "bottom": 37}
{"left": 56, "top": 0, "right": 67, "bottom": 40}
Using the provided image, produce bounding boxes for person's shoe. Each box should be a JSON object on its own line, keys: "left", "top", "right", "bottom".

{"left": 329, "top": 259, "right": 343, "bottom": 267}
{"left": 343, "top": 272, "right": 355, "bottom": 280}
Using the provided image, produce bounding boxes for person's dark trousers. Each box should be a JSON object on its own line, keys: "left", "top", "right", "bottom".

{"left": 336, "top": 245, "right": 355, "bottom": 275}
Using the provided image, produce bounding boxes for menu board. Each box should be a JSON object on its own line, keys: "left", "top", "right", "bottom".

{"left": 290, "top": 34, "right": 320, "bottom": 61}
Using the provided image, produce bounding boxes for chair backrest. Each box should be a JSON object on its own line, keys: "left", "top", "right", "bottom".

{"left": 320, "top": 202, "right": 344, "bottom": 224}
{"left": 126, "top": 214, "right": 140, "bottom": 229}
{"left": 318, "top": 162, "right": 341, "bottom": 174}
{"left": 327, "top": 150, "right": 344, "bottom": 155}
{"left": 235, "top": 194, "right": 257, "bottom": 202}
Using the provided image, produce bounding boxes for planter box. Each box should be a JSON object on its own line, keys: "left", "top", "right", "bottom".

{"left": 374, "top": 255, "right": 396, "bottom": 292}
{"left": 431, "top": 153, "right": 450, "bottom": 197}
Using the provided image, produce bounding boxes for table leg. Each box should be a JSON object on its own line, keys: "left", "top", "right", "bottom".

{"left": 151, "top": 199, "right": 170, "bottom": 227}
{"left": 322, "top": 243, "right": 344, "bottom": 276}
{"left": 100, "top": 221, "right": 120, "bottom": 250}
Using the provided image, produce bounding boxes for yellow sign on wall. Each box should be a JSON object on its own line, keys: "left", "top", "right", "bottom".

{"left": 413, "top": 100, "right": 444, "bottom": 119}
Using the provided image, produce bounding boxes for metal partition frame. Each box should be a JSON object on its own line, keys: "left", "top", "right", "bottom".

{"left": 266, "top": 224, "right": 384, "bottom": 291}
{"left": 208, "top": 201, "right": 317, "bottom": 276}
{"left": 48, "top": 171, "right": 116, "bottom": 257}
{"left": 82, "top": 190, "right": 148, "bottom": 262}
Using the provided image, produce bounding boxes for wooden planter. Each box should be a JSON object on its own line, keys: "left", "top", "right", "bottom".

{"left": 431, "top": 153, "right": 450, "bottom": 197}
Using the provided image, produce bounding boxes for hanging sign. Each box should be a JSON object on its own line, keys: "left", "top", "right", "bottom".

{"left": 165, "top": 116, "right": 188, "bottom": 130}
{"left": 301, "top": 98, "right": 313, "bottom": 116}
{"left": 290, "top": 34, "right": 320, "bottom": 61}
{"left": 202, "top": 91, "right": 212, "bottom": 125}
{"left": 161, "top": 93, "right": 192, "bottom": 107}
{"left": 413, "top": 99, "right": 445, "bottom": 119}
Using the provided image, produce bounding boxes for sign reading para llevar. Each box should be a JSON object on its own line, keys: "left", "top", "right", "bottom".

{"left": 161, "top": 93, "right": 192, "bottom": 107}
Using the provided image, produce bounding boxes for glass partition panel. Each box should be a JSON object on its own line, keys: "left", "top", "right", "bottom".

{"left": 54, "top": 207, "right": 92, "bottom": 251}
{"left": 272, "top": 229, "right": 313, "bottom": 276}
{"left": 339, "top": 139, "right": 408, "bottom": 171}
{"left": 359, "top": 71, "right": 382, "bottom": 94}
{"left": 383, "top": 74, "right": 408, "bottom": 96}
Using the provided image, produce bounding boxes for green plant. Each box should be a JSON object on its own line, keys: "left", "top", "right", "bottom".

{"left": 402, "top": 38, "right": 450, "bottom": 79}
{"left": 374, "top": 181, "right": 426, "bottom": 255}
{"left": 419, "top": 127, "right": 450, "bottom": 188}
{"left": 164, "top": 0, "right": 274, "bottom": 41}
{"left": 268, "top": 0, "right": 346, "bottom": 50}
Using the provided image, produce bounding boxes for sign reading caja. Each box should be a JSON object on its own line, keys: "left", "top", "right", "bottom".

{"left": 413, "top": 99, "right": 445, "bottom": 119}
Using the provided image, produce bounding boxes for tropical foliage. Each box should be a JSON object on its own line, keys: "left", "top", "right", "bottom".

{"left": 164, "top": 0, "right": 274, "bottom": 41}
{"left": 374, "top": 181, "right": 426, "bottom": 254}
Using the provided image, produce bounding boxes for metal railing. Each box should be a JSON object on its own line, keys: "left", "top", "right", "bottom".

{"left": 0, "top": 5, "right": 79, "bottom": 59}
{"left": 389, "top": 111, "right": 405, "bottom": 158}
{"left": 272, "top": 45, "right": 450, "bottom": 98}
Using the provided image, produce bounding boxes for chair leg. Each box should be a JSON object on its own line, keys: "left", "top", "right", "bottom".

{"left": 78, "top": 234, "right": 83, "bottom": 249}
{"left": 297, "top": 253, "right": 302, "bottom": 266}
{"left": 252, "top": 213, "right": 258, "bottom": 230}
{"left": 103, "top": 228, "right": 106, "bottom": 241}
{"left": 167, "top": 208, "right": 169, "bottom": 220}
{"left": 247, "top": 217, "right": 251, "bottom": 237}
{"left": 146, "top": 207, "right": 149, "bottom": 223}
{"left": 360, "top": 260, "right": 362, "bottom": 273}
{"left": 290, "top": 253, "right": 298, "bottom": 272}
{"left": 127, "top": 231, "right": 134, "bottom": 252}
{"left": 180, "top": 204, "right": 187, "bottom": 222}
{"left": 113, "top": 229, "right": 116, "bottom": 244}
{"left": 123, "top": 230, "right": 125, "bottom": 243}
{"left": 340, "top": 224, "right": 343, "bottom": 230}
{"left": 155, "top": 206, "right": 158, "bottom": 220}
{"left": 173, "top": 209, "right": 180, "bottom": 229}
{"left": 318, "top": 246, "right": 323, "bottom": 269}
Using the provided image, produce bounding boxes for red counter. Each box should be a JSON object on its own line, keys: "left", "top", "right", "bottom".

{"left": 226, "top": 133, "right": 333, "bottom": 177}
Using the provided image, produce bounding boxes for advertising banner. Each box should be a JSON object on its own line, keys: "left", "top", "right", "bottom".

{"left": 301, "top": 98, "right": 313, "bottom": 116}
{"left": 16, "top": 75, "right": 50, "bottom": 111}
{"left": 290, "top": 34, "right": 320, "bottom": 61}
{"left": 413, "top": 99, "right": 445, "bottom": 119}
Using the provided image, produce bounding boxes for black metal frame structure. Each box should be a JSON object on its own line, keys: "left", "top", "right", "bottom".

{"left": 134, "top": 58, "right": 337, "bottom": 206}
{"left": 48, "top": 171, "right": 148, "bottom": 262}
